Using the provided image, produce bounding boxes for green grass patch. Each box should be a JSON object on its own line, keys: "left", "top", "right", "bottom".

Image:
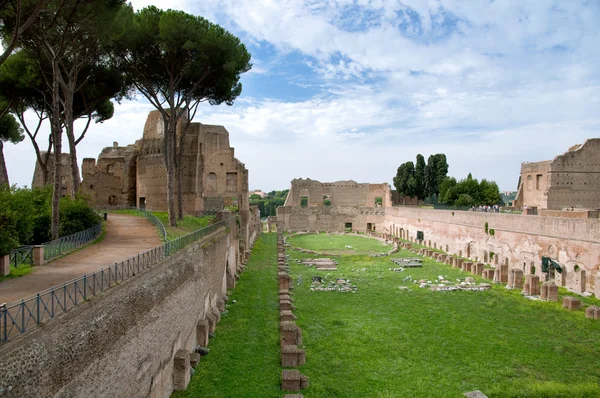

{"left": 174, "top": 234, "right": 282, "bottom": 398}
{"left": 288, "top": 233, "right": 392, "bottom": 255}
{"left": 287, "top": 234, "right": 600, "bottom": 397}
{"left": 152, "top": 212, "right": 215, "bottom": 239}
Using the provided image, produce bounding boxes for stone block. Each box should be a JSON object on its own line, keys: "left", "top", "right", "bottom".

{"left": 32, "top": 246, "right": 44, "bottom": 266}
{"left": 529, "top": 275, "right": 541, "bottom": 295}
{"left": 482, "top": 269, "right": 495, "bottom": 280}
{"left": 562, "top": 296, "right": 581, "bottom": 310}
{"left": 462, "top": 262, "right": 472, "bottom": 272}
{"left": 173, "top": 349, "right": 190, "bottom": 391}
{"left": 196, "top": 319, "right": 209, "bottom": 347}
{"left": 280, "top": 300, "right": 295, "bottom": 311}
{"left": 464, "top": 391, "right": 489, "bottom": 398}
{"left": 585, "top": 305, "right": 600, "bottom": 319}
{"left": 280, "top": 321, "right": 302, "bottom": 347}
{"left": 507, "top": 268, "right": 524, "bottom": 290}
{"left": 206, "top": 311, "right": 218, "bottom": 333}
{"left": 189, "top": 352, "right": 201, "bottom": 368}
{"left": 282, "top": 370, "right": 309, "bottom": 392}
{"left": 540, "top": 281, "right": 558, "bottom": 301}
{"left": 279, "top": 272, "right": 291, "bottom": 290}
{"left": 280, "top": 310, "right": 297, "bottom": 322}
{"left": 281, "top": 345, "right": 306, "bottom": 367}
{"left": 0, "top": 254, "right": 9, "bottom": 277}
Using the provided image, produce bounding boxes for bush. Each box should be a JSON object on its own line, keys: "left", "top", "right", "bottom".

{"left": 59, "top": 196, "right": 101, "bottom": 236}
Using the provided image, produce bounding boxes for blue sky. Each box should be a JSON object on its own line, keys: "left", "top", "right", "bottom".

{"left": 5, "top": 0, "right": 600, "bottom": 191}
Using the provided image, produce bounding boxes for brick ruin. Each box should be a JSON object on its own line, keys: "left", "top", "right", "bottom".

{"left": 514, "top": 138, "right": 600, "bottom": 211}
{"left": 80, "top": 110, "right": 249, "bottom": 216}
{"left": 276, "top": 174, "right": 600, "bottom": 298}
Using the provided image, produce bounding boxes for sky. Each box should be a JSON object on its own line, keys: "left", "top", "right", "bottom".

{"left": 4, "top": 0, "right": 600, "bottom": 192}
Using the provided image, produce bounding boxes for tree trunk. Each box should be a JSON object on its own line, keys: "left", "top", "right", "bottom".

{"left": 0, "top": 140, "right": 9, "bottom": 187}
{"left": 50, "top": 60, "right": 62, "bottom": 240}
{"left": 162, "top": 116, "right": 177, "bottom": 227}
{"left": 176, "top": 152, "right": 183, "bottom": 220}
{"left": 65, "top": 96, "right": 80, "bottom": 196}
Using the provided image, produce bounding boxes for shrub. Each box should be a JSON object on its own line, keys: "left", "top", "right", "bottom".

{"left": 59, "top": 196, "right": 101, "bottom": 236}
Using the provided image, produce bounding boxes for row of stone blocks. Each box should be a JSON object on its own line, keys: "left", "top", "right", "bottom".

{"left": 278, "top": 232, "right": 307, "bottom": 397}
{"left": 403, "top": 239, "right": 600, "bottom": 319}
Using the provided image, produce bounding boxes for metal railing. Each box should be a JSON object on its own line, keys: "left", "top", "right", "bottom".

{"left": 43, "top": 223, "right": 103, "bottom": 262}
{"left": 0, "top": 218, "right": 226, "bottom": 344}
{"left": 9, "top": 246, "right": 33, "bottom": 268}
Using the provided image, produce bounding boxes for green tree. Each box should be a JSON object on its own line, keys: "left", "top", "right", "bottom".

{"left": 111, "top": 6, "right": 251, "bottom": 226}
{"left": 393, "top": 161, "right": 415, "bottom": 202}
{"left": 0, "top": 112, "right": 24, "bottom": 186}
{"left": 415, "top": 154, "right": 426, "bottom": 200}
{"left": 0, "top": 51, "right": 54, "bottom": 185}
{"left": 2, "top": 0, "right": 128, "bottom": 239}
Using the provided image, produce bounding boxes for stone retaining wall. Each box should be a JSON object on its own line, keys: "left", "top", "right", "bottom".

{"left": 0, "top": 217, "right": 257, "bottom": 398}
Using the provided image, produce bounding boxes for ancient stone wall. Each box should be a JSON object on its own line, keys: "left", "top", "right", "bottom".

{"left": 0, "top": 217, "right": 253, "bottom": 398}
{"left": 81, "top": 143, "right": 139, "bottom": 208}
{"left": 514, "top": 139, "right": 600, "bottom": 210}
{"left": 32, "top": 153, "right": 73, "bottom": 197}
{"left": 546, "top": 139, "right": 600, "bottom": 210}
{"left": 135, "top": 111, "right": 249, "bottom": 215}
{"left": 283, "top": 178, "right": 391, "bottom": 208}
{"left": 277, "top": 204, "right": 600, "bottom": 296}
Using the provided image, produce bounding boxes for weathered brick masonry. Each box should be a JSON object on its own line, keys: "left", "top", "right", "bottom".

{"left": 0, "top": 216, "right": 257, "bottom": 398}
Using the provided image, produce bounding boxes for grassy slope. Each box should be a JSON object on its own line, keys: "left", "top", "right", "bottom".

{"left": 288, "top": 239, "right": 600, "bottom": 398}
{"left": 174, "top": 233, "right": 282, "bottom": 398}
{"left": 287, "top": 233, "right": 392, "bottom": 254}
{"left": 152, "top": 212, "right": 215, "bottom": 239}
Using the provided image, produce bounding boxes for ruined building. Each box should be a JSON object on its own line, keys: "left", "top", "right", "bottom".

{"left": 514, "top": 139, "right": 600, "bottom": 211}
{"left": 80, "top": 110, "right": 249, "bottom": 216}
{"left": 277, "top": 178, "right": 391, "bottom": 231}
{"left": 32, "top": 153, "right": 73, "bottom": 197}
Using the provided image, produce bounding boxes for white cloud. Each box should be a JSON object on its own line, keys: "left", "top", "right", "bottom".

{"left": 5, "top": 0, "right": 600, "bottom": 194}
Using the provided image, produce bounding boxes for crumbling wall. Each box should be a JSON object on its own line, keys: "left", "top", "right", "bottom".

{"left": 546, "top": 139, "right": 600, "bottom": 210}
{"left": 382, "top": 207, "right": 600, "bottom": 296}
{"left": 284, "top": 178, "right": 391, "bottom": 208}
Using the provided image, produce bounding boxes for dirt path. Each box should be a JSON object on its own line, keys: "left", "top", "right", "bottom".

{"left": 0, "top": 213, "right": 162, "bottom": 304}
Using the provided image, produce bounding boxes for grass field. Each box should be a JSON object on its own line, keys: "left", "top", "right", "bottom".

{"left": 174, "top": 234, "right": 282, "bottom": 398}
{"left": 151, "top": 212, "right": 215, "bottom": 239}
{"left": 288, "top": 236, "right": 600, "bottom": 397}
{"left": 173, "top": 233, "right": 600, "bottom": 397}
{"left": 287, "top": 233, "right": 392, "bottom": 255}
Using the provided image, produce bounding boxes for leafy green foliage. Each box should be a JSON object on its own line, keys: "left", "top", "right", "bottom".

{"left": 0, "top": 186, "right": 100, "bottom": 254}
{"left": 440, "top": 173, "right": 502, "bottom": 207}
{"left": 394, "top": 154, "right": 449, "bottom": 201}
{"left": 59, "top": 196, "right": 102, "bottom": 236}
{"left": 249, "top": 189, "right": 288, "bottom": 217}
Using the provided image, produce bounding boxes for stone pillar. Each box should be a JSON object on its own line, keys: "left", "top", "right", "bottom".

{"left": 472, "top": 263, "right": 484, "bottom": 276}
{"left": 529, "top": 275, "right": 541, "bottom": 295}
{"left": 173, "top": 349, "right": 191, "bottom": 391}
{"left": 541, "top": 281, "right": 558, "bottom": 302}
{"left": 0, "top": 254, "right": 9, "bottom": 276}
{"left": 196, "top": 319, "right": 209, "bottom": 347}
{"left": 574, "top": 270, "right": 586, "bottom": 293}
{"left": 33, "top": 245, "right": 44, "bottom": 266}
{"left": 280, "top": 321, "right": 302, "bottom": 347}
{"left": 279, "top": 272, "right": 291, "bottom": 290}
{"left": 507, "top": 268, "right": 523, "bottom": 289}
{"left": 522, "top": 274, "right": 531, "bottom": 295}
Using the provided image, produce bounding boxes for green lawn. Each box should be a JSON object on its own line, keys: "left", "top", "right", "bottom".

{"left": 173, "top": 233, "right": 600, "bottom": 398}
{"left": 288, "top": 236, "right": 600, "bottom": 397}
{"left": 174, "top": 234, "right": 282, "bottom": 398}
{"left": 152, "top": 212, "right": 215, "bottom": 239}
{"left": 287, "top": 233, "right": 392, "bottom": 255}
